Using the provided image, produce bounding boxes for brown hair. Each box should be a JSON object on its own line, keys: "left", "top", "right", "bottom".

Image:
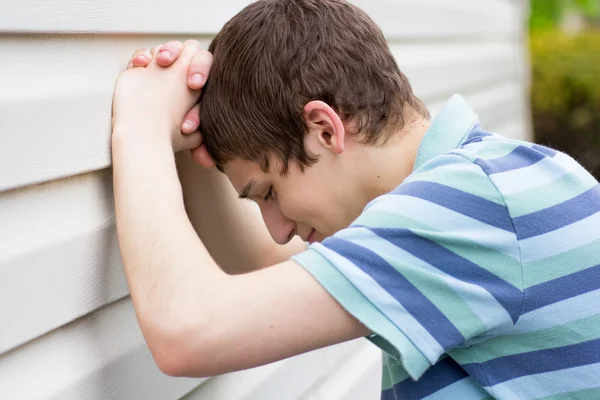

{"left": 200, "top": 0, "right": 429, "bottom": 173}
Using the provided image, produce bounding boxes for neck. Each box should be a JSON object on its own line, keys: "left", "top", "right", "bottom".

{"left": 354, "top": 113, "right": 430, "bottom": 203}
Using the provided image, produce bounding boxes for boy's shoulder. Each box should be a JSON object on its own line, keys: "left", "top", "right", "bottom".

{"left": 401, "top": 128, "right": 600, "bottom": 253}
{"left": 410, "top": 129, "right": 597, "bottom": 203}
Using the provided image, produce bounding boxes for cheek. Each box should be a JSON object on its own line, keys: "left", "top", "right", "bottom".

{"left": 279, "top": 191, "right": 312, "bottom": 221}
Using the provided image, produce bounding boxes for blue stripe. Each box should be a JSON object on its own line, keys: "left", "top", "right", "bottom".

{"left": 324, "top": 236, "right": 465, "bottom": 351}
{"left": 531, "top": 143, "right": 558, "bottom": 157}
{"left": 461, "top": 126, "right": 492, "bottom": 146}
{"left": 393, "top": 181, "right": 514, "bottom": 233}
{"left": 522, "top": 263, "right": 600, "bottom": 314}
{"left": 369, "top": 227, "right": 522, "bottom": 324}
{"left": 464, "top": 338, "right": 600, "bottom": 386}
{"left": 513, "top": 184, "right": 600, "bottom": 240}
{"left": 381, "top": 387, "right": 396, "bottom": 400}
{"left": 474, "top": 145, "right": 546, "bottom": 175}
{"left": 382, "top": 357, "right": 469, "bottom": 400}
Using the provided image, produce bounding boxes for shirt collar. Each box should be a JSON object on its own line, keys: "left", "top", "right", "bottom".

{"left": 412, "top": 94, "right": 479, "bottom": 172}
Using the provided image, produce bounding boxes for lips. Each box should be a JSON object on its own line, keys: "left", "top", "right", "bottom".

{"left": 308, "top": 229, "right": 318, "bottom": 244}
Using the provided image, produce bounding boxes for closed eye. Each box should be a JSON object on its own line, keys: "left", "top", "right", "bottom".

{"left": 264, "top": 186, "right": 274, "bottom": 202}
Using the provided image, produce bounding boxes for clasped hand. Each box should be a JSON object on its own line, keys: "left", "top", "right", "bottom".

{"left": 112, "top": 39, "right": 215, "bottom": 168}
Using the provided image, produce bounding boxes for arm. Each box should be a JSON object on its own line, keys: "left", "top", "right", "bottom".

{"left": 176, "top": 151, "right": 305, "bottom": 274}
{"left": 112, "top": 40, "right": 368, "bottom": 377}
{"left": 132, "top": 40, "right": 304, "bottom": 274}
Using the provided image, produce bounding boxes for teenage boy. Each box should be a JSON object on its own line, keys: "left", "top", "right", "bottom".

{"left": 112, "top": 1, "right": 600, "bottom": 399}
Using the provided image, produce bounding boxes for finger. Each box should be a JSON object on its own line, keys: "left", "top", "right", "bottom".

{"left": 174, "top": 131, "right": 203, "bottom": 153}
{"left": 128, "top": 48, "right": 151, "bottom": 68}
{"left": 156, "top": 41, "right": 184, "bottom": 67}
{"left": 191, "top": 144, "right": 217, "bottom": 169}
{"left": 150, "top": 45, "right": 161, "bottom": 58}
{"left": 181, "top": 103, "right": 201, "bottom": 134}
{"left": 187, "top": 51, "right": 213, "bottom": 90}
{"left": 179, "top": 39, "right": 203, "bottom": 65}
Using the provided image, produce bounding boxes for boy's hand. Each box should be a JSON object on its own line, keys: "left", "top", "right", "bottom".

{"left": 112, "top": 40, "right": 202, "bottom": 153}
{"left": 125, "top": 40, "right": 216, "bottom": 168}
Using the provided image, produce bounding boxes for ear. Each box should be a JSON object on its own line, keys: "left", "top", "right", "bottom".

{"left": 303, "top": 100, "right": 345, "bottom": 155}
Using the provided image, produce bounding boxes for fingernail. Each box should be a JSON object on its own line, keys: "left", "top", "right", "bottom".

{"left": 182, "top": 120, "right": 194, "bottom": 131}
{"left": 190, "top": 74, "right": 204, "bottom": 86}
{"left": 158, "top": 49, "right": 170, "bottom": 58}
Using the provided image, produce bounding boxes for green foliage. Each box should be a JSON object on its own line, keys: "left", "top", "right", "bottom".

{"left": 530, "top": 0, "right": 600, "bottom": 31}
{"left": 530, "top": 30, "right": 600, "bottom": 177}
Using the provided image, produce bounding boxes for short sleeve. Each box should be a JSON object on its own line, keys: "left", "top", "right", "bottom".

{"left": 292, "top": 152, "right": 523, "bottom": 380}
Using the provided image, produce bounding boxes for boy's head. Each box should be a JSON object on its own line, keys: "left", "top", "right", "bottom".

{"left": 200, "top": 0, "right": 429, "bottom": 244}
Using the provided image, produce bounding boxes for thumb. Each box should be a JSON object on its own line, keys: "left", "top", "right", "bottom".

{"left": 173, "top": 131, "right": 202, "bottom": 153}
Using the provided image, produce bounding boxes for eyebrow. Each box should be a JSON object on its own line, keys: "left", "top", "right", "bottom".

{"left": 238, "top": 179, "right": 256, "bottom": 199}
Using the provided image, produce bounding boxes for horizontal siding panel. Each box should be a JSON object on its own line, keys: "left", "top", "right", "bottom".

{"left": 0, "top": 82, "right": 527, "bottom": 357}
{"left": 0, "top": 0, "right": 519, "bottom": 38}
{"left": 428, "top": 82, "right": 527, "bottom": 137}
{"left": 0, "top": 293, "right": 371, "bottom": 400}
{"left": 352, "top": 0, "right": 521, "bottom": 40}
{"left": 0, "top": 0, "right": 253, "bottom": 34}
{"left": 394, "top": 42, "right": 522, "bottom": 102}
{"left": 302, "top": 341, "right": 382, "bottom": 400}
{"left": 0, "top": 34, "right": 211, "bottom": 192}
{"left": 0, "top": 171, "right": 126, "bottom": 354}
{"left": 182, "top": 340, "right": 372, "bottom": 400}
{"left": 488, "top": 119, "right": 531, "bottom": 142}
{"left": 0, "top": 298, "right": 203, "bottom": 400}
{"left": 0, "top": 36, "right": 523, "bottom": 191}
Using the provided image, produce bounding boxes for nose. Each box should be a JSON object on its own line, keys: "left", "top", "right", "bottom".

{"left": 259, "top": 202, "right": 296, "bottom": 245}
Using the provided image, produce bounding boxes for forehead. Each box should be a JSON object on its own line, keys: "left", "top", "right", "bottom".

{"left": 224, "top": 159, "right": 269, "bottom": 194}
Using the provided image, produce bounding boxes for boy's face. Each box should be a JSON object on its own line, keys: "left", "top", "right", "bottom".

{"left": 222, "top": 101, "right": 368, "bottom": 245}
{"left": 225, "top": 153, "right": 366, "bottom": 245}
{"left": 221, "top": 100, "right": 423, "bottom": 246}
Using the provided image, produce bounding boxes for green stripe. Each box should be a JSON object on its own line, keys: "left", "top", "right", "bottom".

{"left": 292, "top": 249, "right": 431, "bottom": 380}
{"left": 506, "top": 170, "right": 597, "bottom": 217}
{"left": 358, "top": 209, "right": 521, "bottom": 287}
{"left": 358, "top": 214, "right": 516, "bottom": 337}
{"left": 356, "top": 209, "right": 432, "bottom": 231}
{"left": 524, "top": 237, "right": 600, "bottom": 286}
{"left": 381, "top": 353, "right": 410, "bottom": 389}
{"left": 472, "top": 314, "right": 600, "bottom": 363}
{"left": 381, "top": 255, "right": 488, "bottom": 339}
{"left": 447, "top": 347, "right": 480, "bottom": 365}
{"left": 537, "top": 387, "right": 600, "bottom": 400}
{"left": 429, "top": 231, "right": 522, "bottom": 288}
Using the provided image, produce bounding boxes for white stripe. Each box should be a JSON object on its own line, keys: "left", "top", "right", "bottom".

{"left": 486, "top": 362, "right": 600, "bottom": 400}
{"left": 489, "top": 151, "right": 582, "bottom": 195}
{"left": 506, "top": 289, "right": 600, "bottom": 335}
{"left": 336, "top": 228, "right": 512, "bottom": 334}
{"left": 365, "top": 195, "right": 519, "bottom": 260}
{"left": 519, "top": 210, "right": 600, "bottom": 263}
{"left": 313, "top": 242, "right": 445, "bottom": 363}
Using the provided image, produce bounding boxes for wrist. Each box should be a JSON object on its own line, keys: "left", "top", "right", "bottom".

{"left": 112, "top": 124, "right": 174, "bottom": 151}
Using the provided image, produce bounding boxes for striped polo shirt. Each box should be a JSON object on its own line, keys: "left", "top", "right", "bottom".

{"left": 293, "top": 94, "right": 600, "bottom": 399}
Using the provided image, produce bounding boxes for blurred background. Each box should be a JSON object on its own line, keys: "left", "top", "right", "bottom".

{"left": 530, "top": 0, "right": 600, "bottom": 179}
{"left": 0, "top": 1, "right": 596, "bottom": 400}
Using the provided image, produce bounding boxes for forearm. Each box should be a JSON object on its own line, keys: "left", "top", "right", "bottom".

{"left": 111, "top": 128, "right": 225, "bottom": 336}
{"left": 176, "top": 151, "right": 305, "bottom": 274}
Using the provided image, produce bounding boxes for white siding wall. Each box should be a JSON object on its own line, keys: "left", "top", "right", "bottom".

{"left": 0, "top": 1, "right": 530, "bottom": 399}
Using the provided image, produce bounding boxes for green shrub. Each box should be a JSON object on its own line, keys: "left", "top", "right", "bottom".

{"left": 530, "top": 30, "right": 600, "bottom": 178}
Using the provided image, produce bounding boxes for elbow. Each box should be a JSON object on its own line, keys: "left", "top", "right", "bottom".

{"left": 143, "top": 316, "right": 216, "bottom": 378}
{"left": 156, "top": 353, "right": 196, "bottom": 378}
{"left": 155, "top": 352, "right": 187, "bottom": 377}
